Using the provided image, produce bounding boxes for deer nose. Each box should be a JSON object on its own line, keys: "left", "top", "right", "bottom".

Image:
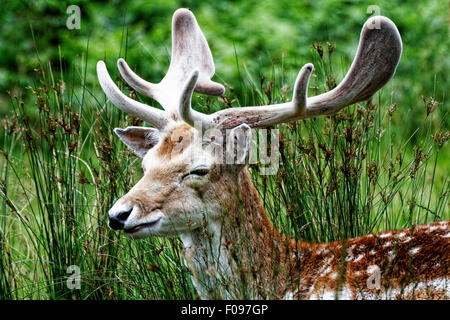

{"left": 108, "top": 207, "right": 133, "bottom": 230}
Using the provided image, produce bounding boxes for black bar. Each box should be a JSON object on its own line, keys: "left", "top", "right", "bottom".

{"left": 0, "top": 300, "right": 448, "bottom": 319}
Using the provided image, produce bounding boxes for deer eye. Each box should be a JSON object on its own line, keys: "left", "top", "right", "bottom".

{"left": 182, "top": 167, "right": 210, "bottom": 180}
{"left": 190, "top": 168, "right": 209, "bottom": 176}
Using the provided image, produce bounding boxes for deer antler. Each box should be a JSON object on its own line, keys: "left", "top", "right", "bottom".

{"left": 97, "top": 8, "right": 224, "bottom": 127}
{"left": 116, "top": 8, "right": 224, "bottom": 112}
{"left": 97, "top": 61, "right": 169, "bottom": 129}
{"left": 179, "top": 16, "right": 402, "bottom": 129}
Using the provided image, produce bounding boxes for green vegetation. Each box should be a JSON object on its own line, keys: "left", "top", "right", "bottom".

{"left": 0, "top": 0, "right": 448, "bottom": 299}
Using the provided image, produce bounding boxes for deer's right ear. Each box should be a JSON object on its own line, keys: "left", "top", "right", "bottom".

{"left": 114, "top": 127, "right": 160, "bottom": 158}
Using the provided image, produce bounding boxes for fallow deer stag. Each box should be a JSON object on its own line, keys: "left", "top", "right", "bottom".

{"left": 97, "top": 8, "right": 449, "bottom": 299}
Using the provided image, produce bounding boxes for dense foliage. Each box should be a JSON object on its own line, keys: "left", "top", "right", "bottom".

{"left": 1, "top": 0, "right": 448, "bottom": 132}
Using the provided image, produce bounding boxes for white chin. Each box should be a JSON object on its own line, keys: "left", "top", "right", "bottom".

{"left": 124, "top": 228, "right": 153, "bottom": 239}
{"left": 123, "top": 215, "right": 166, "bottom": 239}
{"left": 124, "top": 223, "right": 161, "bottom": 239}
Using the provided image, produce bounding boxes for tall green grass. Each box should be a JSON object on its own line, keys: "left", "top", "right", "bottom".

{"left": 0, "top": 53, "right": 196, "bottom": 299}
{"left": 0, "top": 40, "right": 448, "bottom": 299}
{"left": 248, "top": 44, "right": 448, "bottom": 243}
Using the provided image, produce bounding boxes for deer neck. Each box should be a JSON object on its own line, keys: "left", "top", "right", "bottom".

{"left": 179, "top": 168, "right": 450, "bottom": 300}
{"left": 179, "top": 167, "right": 300, "bottom": 299}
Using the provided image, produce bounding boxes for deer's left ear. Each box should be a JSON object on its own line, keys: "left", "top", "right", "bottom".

{"left": 114, "top": 126, "right": 160, "bottom": 158}
{"left": 227, "top": 123, "right": 252, "bottom": 167}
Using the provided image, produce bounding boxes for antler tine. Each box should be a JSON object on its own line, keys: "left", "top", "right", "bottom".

{"left": 97, "top": 61, "right": 168, "bottom": 129}
{"left": 179, "top": 16, "right": 402, "bottom": 129}
{"left": 291, "top": 63, "right": 314, "bottom": 114}
{"left": 116, "top": 58, "right": 160, "bottom": 101}
{"left": 179, "top": 70, "right": 213, "bottom": 127}
{"left": 117, "top": 8, "right": 225, "bottom": 114}
{"left": 304, "top": 16, "right": 402, "bottom": 117}
{"left": 179, "top": 63, "right": 314, "bottom": 130}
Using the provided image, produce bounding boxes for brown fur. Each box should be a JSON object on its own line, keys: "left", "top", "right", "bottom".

{"left": 119, "top": 124, "right": 449, "bottom": 299}
{"left": 217, "top": 168, "right": 449, "bottom": 299}
{"left": 157, "top": 124, "right": 192, "bottom": 158}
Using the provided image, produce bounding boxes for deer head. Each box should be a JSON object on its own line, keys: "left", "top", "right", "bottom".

{"left": 98, "top": 8, "right": 402, "bottom": 240}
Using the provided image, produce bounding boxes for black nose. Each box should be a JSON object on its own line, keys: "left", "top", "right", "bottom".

{"left": 109, "top": 208, "right": 133, "bottom": 230}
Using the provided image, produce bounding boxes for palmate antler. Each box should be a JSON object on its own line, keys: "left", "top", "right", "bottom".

{"left": 97, "top": 8, "right": 402, "bottom": 131}
{"left": 180, "top": 15, "right": 402, "bottom": 129}
{"left": 97, "top": 8, "right": 224, "bottom": 129}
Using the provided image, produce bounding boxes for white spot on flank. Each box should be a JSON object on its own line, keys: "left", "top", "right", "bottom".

{"left": 441, "top": 232, "right": 450, "bottom": 238}
{"left": 426, "top": 226, "right": 439, "bottom": 233}
{"left": 354, "top": 254, "right": 365, "bottom": 262}
{"left": 330, "top": 272, "right": 338, "bottom": 280}
{"left": 398, "top": 232, "right": 406, "bottom": 238}
{"left": 322, "top": 291, "right": 336, "bottom": 300}
{"left": 316, "top": 247, "right": 329, "bottom": 255}
{"left": 283, "top": 291, "right": 294, "bottom": 300}
{"left": 383, "top": 241, "right": 392, "bottom": 248}
{"left": 409, "top": 247, "right": 420, "bottom": 255}
{"left": 379, "top": 233, "right": 392, "bottom": 239}
{"left": 367, "top": 265, "right": 379, "bottom": 275}
{"left": 369, "top": 249, "right": 377, "bottom": 255}
{"left": 321, "top": 266, "right": 332, "bottom": 276}
{"left": 401, "top": 236, "right": 412, "bottom": 243}
{"left": 359, "top": 244, "right": 366, "bottom": 250}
